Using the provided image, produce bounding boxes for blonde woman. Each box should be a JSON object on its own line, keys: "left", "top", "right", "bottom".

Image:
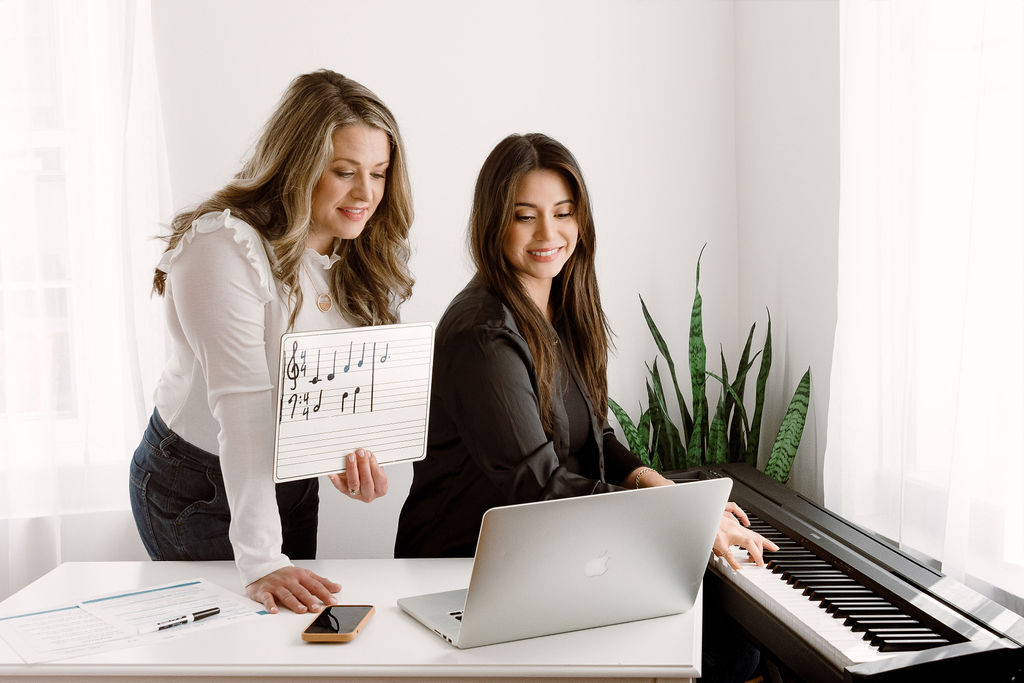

{"left": 130, "top": 70, "right": 412, "bottom": 615}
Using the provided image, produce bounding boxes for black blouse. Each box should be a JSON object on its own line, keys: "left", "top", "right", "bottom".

{"left": 394, "top": 279, "right": 643, "bottom": 559}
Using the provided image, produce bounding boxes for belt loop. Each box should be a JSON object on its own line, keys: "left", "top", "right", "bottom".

{"left": 159, "top": 433, "right": 177, "bottom": 451}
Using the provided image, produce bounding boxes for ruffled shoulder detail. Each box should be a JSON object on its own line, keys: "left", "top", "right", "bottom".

{"left": 306, "top": 246, "right": 341, "bottom": 270}
{"left": 157, "top": 209, "right": 275, "bottom": 302}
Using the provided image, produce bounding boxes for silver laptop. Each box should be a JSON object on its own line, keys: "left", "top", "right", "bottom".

{"left": 397, "top": 477, "right": 732, "bottom": 648}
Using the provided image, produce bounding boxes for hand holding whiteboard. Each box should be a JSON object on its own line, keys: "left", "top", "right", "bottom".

{"left": 273, "top": 322, "right": 434, "bottom": 483}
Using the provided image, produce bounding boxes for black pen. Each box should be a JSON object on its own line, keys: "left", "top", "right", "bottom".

{"left": 138, "top": 607, "right": 220, "bottom": 634}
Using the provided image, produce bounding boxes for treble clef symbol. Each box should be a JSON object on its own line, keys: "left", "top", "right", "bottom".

{"left": 286, "top": 341, "right": 301, "bottom": 391}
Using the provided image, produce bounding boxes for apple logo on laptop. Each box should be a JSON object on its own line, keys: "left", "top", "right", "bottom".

{"left": 584, "top": 551, "right": 610, "bottom": 577}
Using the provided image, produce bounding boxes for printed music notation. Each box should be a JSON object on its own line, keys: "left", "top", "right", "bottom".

{"left": 273, "top": 322, "right": 434, "bottom": 483}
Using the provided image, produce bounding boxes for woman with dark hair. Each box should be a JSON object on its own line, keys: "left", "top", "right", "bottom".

{"left": 395, "top": 133, "right": 772, "bottom": 681}
{"left": 130, "top": 70, "right": 413, "bottom": 615}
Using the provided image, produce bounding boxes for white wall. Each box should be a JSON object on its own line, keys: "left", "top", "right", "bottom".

{"left": 734, "top": 0, "right": 839, "bottom": 503}
{"left": 144, "top": 0, "right": 838, "bottom": 559}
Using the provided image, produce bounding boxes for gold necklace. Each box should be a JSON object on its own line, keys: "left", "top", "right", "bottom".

{"left": 301, "top": 261, "right": 333, "bottom": 313}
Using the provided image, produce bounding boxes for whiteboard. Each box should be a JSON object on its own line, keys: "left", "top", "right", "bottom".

{"left": 273, "top": 322, "right": 434, "bottom": 483}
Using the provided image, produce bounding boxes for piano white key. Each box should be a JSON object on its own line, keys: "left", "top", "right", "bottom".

{"left": 711, "top": 548, "right": 900, "bottom": 669}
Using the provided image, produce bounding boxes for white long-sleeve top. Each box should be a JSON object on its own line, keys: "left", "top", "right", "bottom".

{"left": 153, "top": 209, "right": 351, "bottom": 586}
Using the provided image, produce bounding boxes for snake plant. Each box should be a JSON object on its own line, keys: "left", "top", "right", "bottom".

{"left": 609, "top": 246, "right": 811, "bottom": 484}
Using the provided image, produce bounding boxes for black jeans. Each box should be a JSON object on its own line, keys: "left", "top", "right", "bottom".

{"left": 129, "top": 409, "right": 318, "bottom": 563}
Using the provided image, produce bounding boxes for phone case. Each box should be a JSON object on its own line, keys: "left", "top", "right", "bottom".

{"left": 301, "top": 605, "right": 375, "bottom": 642}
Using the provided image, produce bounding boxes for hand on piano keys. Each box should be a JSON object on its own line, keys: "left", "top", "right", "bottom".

{"left": 712, "top": 501, "right": 781, "bottom": 570}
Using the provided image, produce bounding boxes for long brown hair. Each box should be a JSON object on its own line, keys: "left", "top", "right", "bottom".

{"left": 470, "top": 133, "right": 611, "bottom": 433}
{"left": 154, "top": 70, "right": 413, "bottom": 327}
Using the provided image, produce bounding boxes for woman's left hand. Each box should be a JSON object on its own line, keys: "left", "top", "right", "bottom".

{"left": 328, "top": 448, "right": 388, "bottom": 503}
{"left": 712, "top": 501, "right": 779, "bottom": 570}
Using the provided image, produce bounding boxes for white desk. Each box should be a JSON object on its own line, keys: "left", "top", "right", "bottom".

{"left": 0, "top": 560, "right": 700, "bottom": 681}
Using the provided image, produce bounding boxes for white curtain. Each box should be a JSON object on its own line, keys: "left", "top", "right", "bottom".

{"left": 826, "top": 0, "right": 1023, "bottom": 607}
{"left": 0, "top": 0, "right": 170, "bottom": 598}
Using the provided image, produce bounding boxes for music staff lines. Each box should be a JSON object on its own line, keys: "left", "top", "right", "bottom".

{"left": 278, "top": 436, "right": 426, "bottom": 464}
{"left": 278, "top": 418, "right": 425, "bottom": 450}
{"left": 277, "top": 441, "right": 427, "bottom": 472}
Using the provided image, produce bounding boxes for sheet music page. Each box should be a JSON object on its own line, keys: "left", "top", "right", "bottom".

{"left": 0, "top": 578, "right": 263, "bottom": 663}
{"left": 274, "top": 321, "right": 434, "bottom": 483}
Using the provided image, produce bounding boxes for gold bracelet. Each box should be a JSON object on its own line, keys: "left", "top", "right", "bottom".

{"left": 633, "top": 466, "right": 654, "bottom": 489}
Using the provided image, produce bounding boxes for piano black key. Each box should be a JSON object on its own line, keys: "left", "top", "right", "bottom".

{"left": 862, "top": 627, "right": 936, "bottom": 640}
{"left": 818, "top": 591, "right": 879, "bottom": 601}
{"left": 790, "top": 573, "right": 856, "bottom": 581}
{"left": 791, "top": 577, "right": 856, "bottom": 589}
{"left": 751, "top": 532, "right": 791, "bottom": 541}
{"left": 784, "top": 569, "right": 847, "bottom": 578}
{"left": 794, "top": 577, "right": 858, "bottom": 589}
{"left": 821, "top": 597, "right": 887, "bottom": 607}
{"left": 803, "top": 583, "right": 865, "bottom": 596}
{"left": 834, "top": 606, "right": 902, "bottom": 618}
{"left": 782, "top": 573, "right": 847, "bottom": 585}
{"left": 785, "top": 572, "right": 848, "bottom": 585}
{"left": 766, "top": 550, "right": 820, "bottom": 557}
{"left": 768, "top": 557, "right": 827, "bottom": 564}
{"left": 750, "top": 530, "right": 793, "bottom": 541}
{"left": 770, "top": 561, "right": 830, "bottom": 573}
{"left": 874, "top": 636, "right": 952, "bottom": 652}
{"left": 845, "top": 616, "right": 922, "bottom": 630}
{"left": 824, "top": 600, "right": 889, "bottom": 614}
{"left": 807, "top": 587, "right": 875, "bottom": 600}
{"left": 830, "top": 605, "right": 900, "bottom": 619}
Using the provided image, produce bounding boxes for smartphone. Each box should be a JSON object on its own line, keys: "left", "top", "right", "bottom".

{"left": 301, "top": 604, "right": 375, "bottom": 642}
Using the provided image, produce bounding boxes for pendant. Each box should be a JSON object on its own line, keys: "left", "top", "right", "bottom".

{"left": 316, "top": 293, "right": 332, "bottom": 312}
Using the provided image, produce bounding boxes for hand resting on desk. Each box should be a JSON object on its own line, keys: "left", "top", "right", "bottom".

{"left": 246, "top": 566, "right": 341, "bottom": 615}
{"left": 249, "top": 448, "right": 388, "bottom": 614}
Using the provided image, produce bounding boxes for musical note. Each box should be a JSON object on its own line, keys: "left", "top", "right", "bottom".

{"left": 340, "top": 390, "right": 349, "bottom": 412}
{"left": 379, "top": 343, "right": 389, "bottom": 363}
{"left": 343, "top": 341, "right": 352, "bottom": 372}
{"left": 286, "top": 341, "right": 301, "bottom": 391}
{"left": 351, "top": 386, "right": 360, "bottom": 413}
{"left": 313, "top": 389, "right": 322, "bottom": 413}
{"left": 310, "top": 349, "right": 322, "bottom": 384}
{"left": 357, "top": 342, "right": 366, "bottom": 368}
{"left": 327, "top": 350, "right": 337, "bottom": 381}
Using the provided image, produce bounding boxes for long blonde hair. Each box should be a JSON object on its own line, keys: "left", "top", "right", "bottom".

{"left": 470, "top": 133, "right": 611, "bottom": 434}
{"left": 154, "top": 70, "right": 413, "bottom": 327}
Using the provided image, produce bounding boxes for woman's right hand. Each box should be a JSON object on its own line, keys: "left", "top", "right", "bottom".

{"left": 712, "top": 502, "right": 779, "bottom": 570}
{"left": 245, "top": 566, "right": 341, "bottom": 614}
{"left": 327, "top": 448, "right": 388, "bottom": 503}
